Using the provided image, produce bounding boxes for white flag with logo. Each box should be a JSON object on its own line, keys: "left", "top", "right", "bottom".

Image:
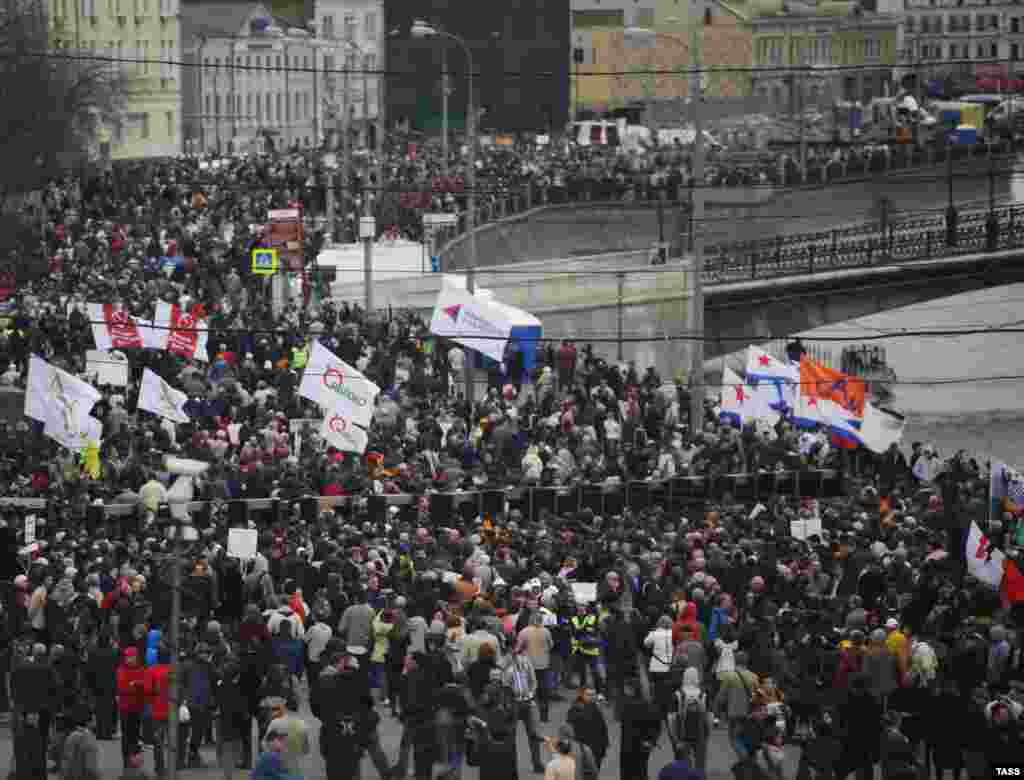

{"left": 966, "top": 520, "right": 1006, "bottom": 589}
{"left": 320, "top": 412, "right": 369, "bottom": 454}
{"left": 138, "top": 368, "right": 191, "bottom": 424}
{"left": 299, "top": 340, "right": 379, "bottom": 428}
{"left": 26, "top": 354, "right": 101, "bottom": 424}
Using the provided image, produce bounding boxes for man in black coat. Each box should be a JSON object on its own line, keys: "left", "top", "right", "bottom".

{"left": 317, "top": 650, "right": 385, "bottom": 779}
{"left": 619, "top": 680, "right": 661, "bottom": 780}
{"left": 10, "top": 642, "right": 58, "bottom": 779}
{"left": 839, "top": 675, "right": 884, "bottom": 780}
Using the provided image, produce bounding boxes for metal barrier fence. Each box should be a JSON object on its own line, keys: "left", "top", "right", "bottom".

{"left": 4, "top": 469, "right": 845, "bottom": 533}
{"left": 703, "top": 202, "right": 1020, "bottom": 282}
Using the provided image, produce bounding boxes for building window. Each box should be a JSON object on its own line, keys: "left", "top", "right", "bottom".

{"left": 166, "top": 111, "right": 173, "bottom": 137}
{"left": 275, "top": 55, "right": 281, "bottom": 70}
{"left": 204, "top": 94, "right": 211, "bottom": 115}
{"left": 246, "top": 93, "right": 252, "bottom": 118}
{"left": 364, "top": 11, "right": 375, "bottom": 37}
{"left": 905, "top": 15, "right": 915, "bottom": 32}
{"left": 295, "top": 92, "right": 300, "bottom": 119}
{"left": 276, "top": 93, "right": 282, "bottom": 122}
{"left": 139, "top": 112, "right": 149, "bottom": 139}
{"left": 322, "top": 15, "right": 334, "bottom": 39}
{"left": 303, "top": 92, "right": 310, "bottom": 119}
{"left": 344, "top": 14, "right": 356, "bottom": 41}
{"left": 634, "top": 8, "right": 654, "bottom": 26}
{"left": 1013, "top": 43, "right": 1021, "bottom": 60}
{"left": 255, "top": 93, "right": 262, "bottom": 121}
{"left": 704, "top": 7, "right": 712, "bottom": 24}
{"left": 303, "top": 55, "right": 309, "bottom": 68}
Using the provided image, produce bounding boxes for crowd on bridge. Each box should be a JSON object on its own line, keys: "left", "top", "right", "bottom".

{"left": 0, "top": 148, "right": 1023, "bottom": 780}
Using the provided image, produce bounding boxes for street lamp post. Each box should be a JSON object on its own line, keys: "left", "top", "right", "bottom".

{"left": 412, "top": 20, "right": 477, "bottom": 403}
{"left": 625, "top": 18, "right": 704, "bottom": 429}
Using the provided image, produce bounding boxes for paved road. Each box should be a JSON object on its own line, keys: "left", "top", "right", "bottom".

{"left": 0, "top": 688, "right": 801, "bottom": 780}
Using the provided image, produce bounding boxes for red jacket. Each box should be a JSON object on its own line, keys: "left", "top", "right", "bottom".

{"left": 146, "top": 664, "right": 172, "bottom": 721}
{"left": 116, "top": 664, "right": 149, "bottom": 713}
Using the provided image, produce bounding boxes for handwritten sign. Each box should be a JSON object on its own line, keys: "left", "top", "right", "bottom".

{"left": 227, "top": 528, "right": 258, "bottom": 560}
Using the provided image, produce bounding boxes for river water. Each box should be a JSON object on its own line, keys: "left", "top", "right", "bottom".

{"left": 788, "top": 281, "right": 1024, "bottom": 466}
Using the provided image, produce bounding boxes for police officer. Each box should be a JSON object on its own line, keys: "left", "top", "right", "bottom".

{"left": 570, "top": 604, "right": 605, "bottom": 701}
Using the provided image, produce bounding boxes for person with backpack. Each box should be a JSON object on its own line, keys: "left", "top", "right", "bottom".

{"left": 714, "top": 651, "right": 760, "bottom": 762}
{"left": 670, "top": 667, "right": 711, "bottom": 773}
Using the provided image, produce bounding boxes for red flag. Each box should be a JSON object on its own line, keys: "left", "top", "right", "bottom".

{"left": 1001, "top": 558, "right": 1024, "bottom": 608}
{"left": 88, "top": 303, "right": 144, "bottom": 350}
{"left": 155, "top": 302, "right": 208, "bottom": 361}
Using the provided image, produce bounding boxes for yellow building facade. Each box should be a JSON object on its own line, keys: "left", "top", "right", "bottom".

{"left": 48, "top": 0, "right": 182, "bottom": 159}
{"left": 570, "top": 0, "right": 753, "bottom": 116}
{"left": 749, "top": 0, "right": 898, "bottom": 109}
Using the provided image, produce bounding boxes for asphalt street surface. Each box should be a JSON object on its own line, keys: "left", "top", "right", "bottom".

{"left": 0, "top": 687, "right": 802, "bottom": 780}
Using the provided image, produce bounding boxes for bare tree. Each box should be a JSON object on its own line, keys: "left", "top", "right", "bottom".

{"left": 0, "top": 0, "right": 127, "bottom": 197}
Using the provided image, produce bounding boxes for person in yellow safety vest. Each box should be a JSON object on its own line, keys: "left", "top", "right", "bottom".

{"left": 291, "top": 342, "right": 309, "bottom": 370}
{"left": 570, "top": 604, "right": 606, "bottom": 701}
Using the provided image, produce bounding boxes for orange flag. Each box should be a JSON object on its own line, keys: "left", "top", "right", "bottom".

{"left": 800, "top": 356, "right": 867, "bottom": 417}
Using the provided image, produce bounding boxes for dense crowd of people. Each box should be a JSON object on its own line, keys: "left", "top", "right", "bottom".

{"left": 0, "top": 145, "right": 1023, "bottom": 780}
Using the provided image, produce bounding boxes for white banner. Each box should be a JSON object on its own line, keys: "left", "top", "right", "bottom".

{"left": 298, "top": 341, "right": 379, "bottom": 428}
{"left": 138, "top": 368, "right": 190, "bottom": 424}
{"left": 85, "top": 349, "right": 130, "bottom": 387}
{"left": 429, "top": 278, "right": 513, "bottom": 363}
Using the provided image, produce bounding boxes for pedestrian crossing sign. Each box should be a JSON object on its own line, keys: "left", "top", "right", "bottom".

{"left": 251, "top": 247, "right": 278, "bottom": 275}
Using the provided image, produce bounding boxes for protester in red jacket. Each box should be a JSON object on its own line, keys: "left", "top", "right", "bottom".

{"left": 145, "top": 647, "right": 173, "bottom": 775}
{"left": 116, "top": 647, "right": 148, "bottom": 770}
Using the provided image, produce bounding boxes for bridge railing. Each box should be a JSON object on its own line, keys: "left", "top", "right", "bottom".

{"left": 703, "top": 203, "right": 1022, "bottom": 283}
{"left": 435, "top": 145, "right": 1021, "bottom": 274}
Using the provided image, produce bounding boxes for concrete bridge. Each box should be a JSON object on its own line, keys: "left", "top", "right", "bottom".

{"left": 341, "top": 214, "right": 1024, "bottom": 378}
{"left": 434, "top": 155, "right": 1023, "bottom": 272}
{"left": 334, "top": 201, "right": 1024, "bottom": 379}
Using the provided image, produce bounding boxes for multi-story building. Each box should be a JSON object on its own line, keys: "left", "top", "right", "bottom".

{"left": 570, "top": 0, "right": 754, "bottom": 117}
{"left": 385, "top": 0, "right": 570, "bottom": 135}
{"left": 902, "top": 0, "right": 1024, "bottom": 89}
{"left": 181, "top": 1, "right": 317, "bottom": 155}
{"left": 47, "top": 0, "right": 182, "bottom": 159}
{"left": 302, "top": 0, "right": 383, "bottom": 147}
{"left": 749, "top": 0, "right": 899, "bottom": 109}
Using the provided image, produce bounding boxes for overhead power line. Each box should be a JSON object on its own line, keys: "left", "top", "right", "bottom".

{"left": 63, "top": 317, "right": 1024, "bottom": 343}
{"left": 15, "top": 46, "right": 1024, "bottom": 78}
{"left": 70, "top": 353, "right": 1024, "bottom": 391}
